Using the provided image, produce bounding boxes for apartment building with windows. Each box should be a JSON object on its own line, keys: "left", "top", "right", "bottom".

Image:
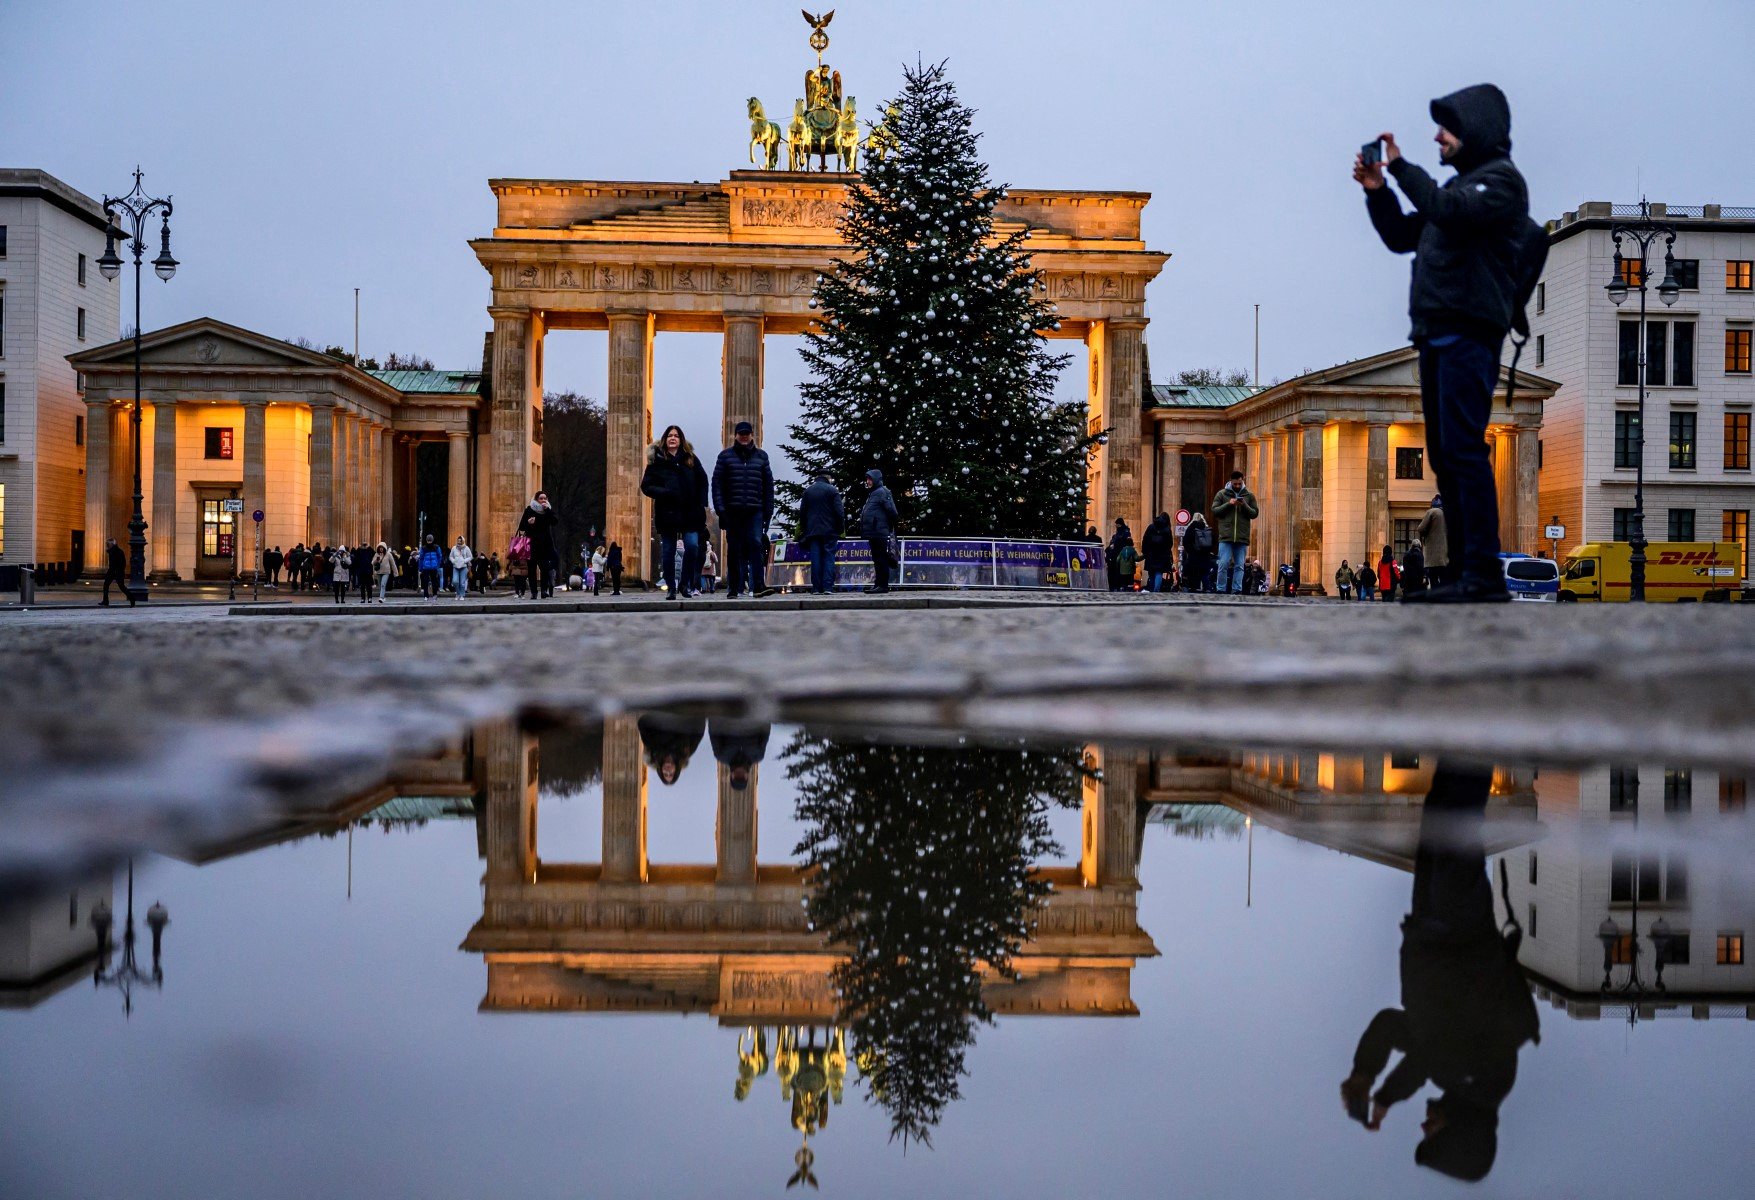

{"left": 0, "top": 169, "right": 120, "bottom": 569}
{"left": 1532, "top": 202, "right": 1755, "bottom": 580}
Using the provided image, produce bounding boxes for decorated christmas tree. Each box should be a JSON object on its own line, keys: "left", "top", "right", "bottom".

{"left": 783, "top": 60, "right": 1094, "bottom": 538}
{"left": 786, "top": 732, "right": 1081, "bottom": 1144}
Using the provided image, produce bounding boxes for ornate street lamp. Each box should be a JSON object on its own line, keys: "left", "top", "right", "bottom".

{"left": 99, "top": 170, "right": 177, "bottom": 603}
{"left": 1603, "top": 200, "right": 1677, "bottom": 603}
{"left": 90, "top": 859, "right": 170, "bottom": 1017}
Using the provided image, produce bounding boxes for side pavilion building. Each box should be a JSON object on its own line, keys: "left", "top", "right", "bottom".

{"left": 69, "top": 318, "right": 481, "bottom": 580}
{"left": 1143, "top": 348, "right": 1556, "bottom": 591}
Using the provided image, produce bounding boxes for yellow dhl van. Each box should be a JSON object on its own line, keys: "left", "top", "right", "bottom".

{"left": 1559, "top": 542, "right": 1746, "bottom": 602}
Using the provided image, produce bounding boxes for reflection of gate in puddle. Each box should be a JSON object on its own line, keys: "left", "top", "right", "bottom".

{"left": 462, "top": 718, "right": 1158, "bottom": 1021}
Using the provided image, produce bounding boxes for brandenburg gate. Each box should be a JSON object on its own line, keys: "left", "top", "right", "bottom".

{"left": 472, "top": 19, "right": 1166, "bottom": 577}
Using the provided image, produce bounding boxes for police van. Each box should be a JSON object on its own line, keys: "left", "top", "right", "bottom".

{"left": 1499, "top": 553, "right": 1559, "bottom": 602}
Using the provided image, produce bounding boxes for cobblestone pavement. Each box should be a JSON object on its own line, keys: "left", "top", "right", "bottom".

{"left": 2, "top": 596, "right": 1752, "bottom": 890}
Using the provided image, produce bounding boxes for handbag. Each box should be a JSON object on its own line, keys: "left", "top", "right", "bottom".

{"left": 508, "top": 533, "right": 531, "bottom": 561}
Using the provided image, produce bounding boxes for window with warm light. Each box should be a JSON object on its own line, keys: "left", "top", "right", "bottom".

{"left": 1617, "top": 258, "right": 1645, "bottom": 288}
{"left": 1718, "top": 932, "right": 1745, "bottom": 966}
{"left": 1727, "top": 413, "right": 1752, "bottom": 470}
{"left": 1727, "top": 260, "right": 1753, "bottom": 291}
{"left": 1727, "top": 328, "right": 1752, "bottom": 374}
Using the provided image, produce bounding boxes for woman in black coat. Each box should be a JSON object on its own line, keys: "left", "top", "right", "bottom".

{"left": 640, "top": 425, "right": 710, "bottom": 599}
{"left": 517, "top": 492, "right": 560, "bottom": 599}
{"left": 1140, "top": 512, "right": 1175, "bottom": 593}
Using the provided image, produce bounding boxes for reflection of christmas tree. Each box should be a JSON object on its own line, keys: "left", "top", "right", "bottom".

{"left": 786, "top": 734, "right": 1082, "bottom": 1144}
{"left": 782, "top": 60, "right": 1093, "bottom": 536}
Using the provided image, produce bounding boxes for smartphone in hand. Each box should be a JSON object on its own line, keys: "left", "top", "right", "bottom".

{"left": 1360, "top": 139, "right": 1384, "bottom": 166}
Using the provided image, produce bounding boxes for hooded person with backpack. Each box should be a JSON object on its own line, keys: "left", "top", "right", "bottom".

{"left": 1357, "top": 83, "right": 1545, "bottom": 603}
{"left": 858, "top": 468, "right": 899, "bottom": 594}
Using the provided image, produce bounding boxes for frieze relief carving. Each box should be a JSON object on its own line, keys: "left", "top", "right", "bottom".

{"left": 752, "top": 268, "right": 773, "bottom": 293}
{"left": 516, "top": 265, "right": 539, "bottom": 288}
{"left": 675, "top": 266, "right": 697, "bottom": 291}
{"left": 740, "top": 198, "right": 840, "bottom": 228}
{"left": 637, "top": 267, "right": 657, "bottom": 290}
{"left": 728, "top": 972, "right": 835, "bottom": 1004}
{"left": 715, "top": 269, "right": 736, "bottom": 292}
{"left": 558, "top": 267, "right": 579, "bottom": 288}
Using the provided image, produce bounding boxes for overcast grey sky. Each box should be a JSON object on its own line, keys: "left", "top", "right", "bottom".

{"left": 6, "top": 0, "right": 1752, "bottom": 457}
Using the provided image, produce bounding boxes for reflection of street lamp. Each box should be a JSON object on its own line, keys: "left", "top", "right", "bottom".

{"left": 90, "top": 860, "right": 169, "bottom": 1016}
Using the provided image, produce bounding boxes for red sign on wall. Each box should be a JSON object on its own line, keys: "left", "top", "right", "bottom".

{"left": 216, "top": 533, "right": 234, "bottom": 557}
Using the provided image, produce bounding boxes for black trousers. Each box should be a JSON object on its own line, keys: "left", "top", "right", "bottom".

{"left": 868, "top": 538, "right": 891, "bottom": 589}
{"left": 1418, "top": 335, "right": 1505, "bottom": 584}
{"left": 102, "top": 566, "right": 130, "bottom": 604}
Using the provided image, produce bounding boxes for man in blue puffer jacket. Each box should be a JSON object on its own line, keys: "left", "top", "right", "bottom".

{"left": 711, "top": 421, "right": 776, "bottom": 599}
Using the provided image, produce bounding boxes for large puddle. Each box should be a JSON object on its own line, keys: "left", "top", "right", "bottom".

{"left": 4, "top": 715, "right": 1753, "bottom": 1197}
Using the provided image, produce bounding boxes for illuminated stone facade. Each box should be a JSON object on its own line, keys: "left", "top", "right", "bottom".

{"left": 472, "top": 172, "right": 1168, "bottom": 577}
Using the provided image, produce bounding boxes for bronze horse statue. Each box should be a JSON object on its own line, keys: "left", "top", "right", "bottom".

{"left": 748, "top": 98, "right": 782, "bottom": 170}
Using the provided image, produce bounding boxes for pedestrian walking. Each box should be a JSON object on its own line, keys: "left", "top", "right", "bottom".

{"left": 1359, "top": 83, "right": 1543, "bottom": 602}
{"left": 330, "top": 544, "right": 352, "bottom": 604}
{"left": 641, "top": 424, "right": 711, "bottom": 599}
{"left": 351, "top": 542, "right": 374, "bottom": 604}
{"left": 417, "top": 535, "right": 443, "bottom": 599}
{"left": 589, "top": 544, "right": 609, "bottom": 595}
{"left": 1356, "top": 560, "right": 1375, "bottom": 601}
{"left": 1210, "top": 470, "right": 1259, "bottom": 595}
{"left": 606, "top": 541, "right": 624, "bottom": 595}
{"left": 1402, "top": 539, "right": 1429, "bottom": 598}
{"left": 1105, "top": 519, "right": 1132, "bottom": 591}
{"left": 515, "top": 492, "right": 560, "bottom": 599}
{"left": 264, "top": 545, "right": 283, "bottom": 588}
{"left": 799, "top": 471, "right": 845, "bottom": 594}
{"left": 1335, "top": 559, "right": 1354, "bottom": 600}
{"left": 373, "top": 542, "right": 397, "bottom": 602}
{"left": 1139, "top": 512, "right": 1175, "bottom": 593}
{"left": 508, "top": 552, "right": 529, "bottom": 598}
{"left": 1181, "top": 512, "right": 1214, "bottom": 592}
{"left": 449, "top": 535, "right": 475, "bottom": 599}
{"left": 1377, "top": 545, "right": 1400, "bottom": 602}
{"left": 858, "top": 468, "right": 898, "bottom": 594}
{"left": 700, "top": 543, "right": 720, "bottom": 594}
{"left": 98, "top": 538, "right": 133, "bottom": 606}
{"left": 710, "top": 420, "right": 776, "bottom": 599}
{"left": 1417, "top": 494, "right": 1449, "bottom": 589}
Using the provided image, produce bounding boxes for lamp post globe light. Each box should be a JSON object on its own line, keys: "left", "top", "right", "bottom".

{"left": 1603, "top": 199, "right": 1678, "bottom": 603}
{"left": 98, "top": 169, "right": 177, "bottom": 604}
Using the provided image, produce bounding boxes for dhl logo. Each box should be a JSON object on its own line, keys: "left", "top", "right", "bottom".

{"left": 1655, "top": 551, "right": 1721, "bottom": 565}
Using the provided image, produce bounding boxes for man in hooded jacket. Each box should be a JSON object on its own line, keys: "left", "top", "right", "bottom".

{"left": 1359, "top": 83, "right": 1529, "bottom": 603}
{"left": 859, "top": 468, "right": 898, "bottom": 594}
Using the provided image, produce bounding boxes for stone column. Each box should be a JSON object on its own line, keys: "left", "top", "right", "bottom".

{"left": 1156, "top": 434, "right": 1183, "bottom": 519}
{"left": 722, "top": 312, "right": 764, "bottom": 447}
{"left": 1365, "top": 422, "right": 1390, "bottom": 567}
{"left": 379, "top": 427, "right": 395, "bottom": 547}
{"left": 1253, "top": 435, "right": 1274, "bottom": 569}
{"left": 347, "top": 413, "right": 365, "bottom": 546}
{"left": 83, "top": 399, "right": 112, "bottom": 571}
{"left": 601, "top": 715, "right": 647, "bottom": 884}
{"left": 108, "top": 404, "right": 131, "bottom": 544}
{"left": 447, "top": 430, "right": 470, "bottom": 545}
{"left": 1105, "top": 320, "right": 1147, "bottom": 532}
{"left": 1515, "top": 426, "right": 1540, "bottom": 555}
{"left": 488, "top": 308, "right": 539, "bottom": 561}
{"left": 607, "top": 311, "right": 655, "bottom": 581}
{"left": 481, "top": 721, "right": 536, "bottom": 886}
{"left": 1280, "top": 425, "right": 1301, "bottom": 572}
{"left": 359, "top": 422, "right": 376, "bottom": 547}
{"left": 308, "top": 401, "right": 335, "bottom": 546}
{"left": 716, "top": 767, "right": 758, "bottom": 885}
{"left": 1494, "top": 429, "right": 1517, "bottom": 553}
{"left": 149, "top": 400, "right": 179, "bottom": 578}
{"left": 1083, "top": 745, "right": 1140, "bottom": 888}
{"left": 1299, "top": 416, "right": 1326, "bottom": 591}
{"left": 242, "top": 399, "right": 267, "bottom": 570}
{"left": 1298, "top": 419, "right": 1319, "bottom": 592}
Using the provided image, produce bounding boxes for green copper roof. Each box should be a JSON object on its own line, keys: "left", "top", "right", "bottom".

{"left": 1147, "top": 384, "right": 1265, "bottom": 410}
{"left": 368, "top": 369, "right": 483, "bottom": 395}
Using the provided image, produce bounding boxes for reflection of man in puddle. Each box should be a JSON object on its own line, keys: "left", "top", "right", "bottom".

{"left": 709, "top": 718, "right": 771, "bottom": 790}
{"left": 637, "top": 713, "right": 705, "bottom": 786}
{"left": 1341, "top": 763, "right": 1539, "bottom": 1183}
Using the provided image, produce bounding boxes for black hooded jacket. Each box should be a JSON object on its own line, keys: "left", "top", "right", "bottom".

{"left": 859, "top": 470, "right": 898, "bottom": 541}
{"left": 1140, "top": 514, "right": 1175, "bottom": 573}
{"left": 1367, "top": 84, "right": 1530, "bottom": 343}
{"left": 640, "top": 446, "right": 710, "bottom": 535}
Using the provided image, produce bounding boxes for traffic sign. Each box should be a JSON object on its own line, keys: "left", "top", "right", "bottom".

{"left": 1544, "top": 523, "right": 1565, "bottom": 541}
{"left": 221, "top": 498, "right": 244, "bottom": 514}
{"left": 1174, "top": 508, "right": 1192, "bottom": 528}
{"left": 252, "top": 509, "right": 265, "bottom": 523}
